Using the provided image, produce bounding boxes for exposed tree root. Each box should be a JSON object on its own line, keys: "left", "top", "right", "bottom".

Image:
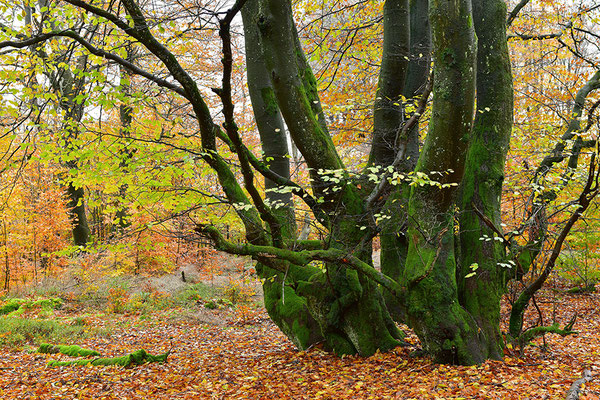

{"left": 46, "top": 349, "right": 169, "bottom": 367}
{"left": 38, "top": 344, "right": 100, "bottom": 357}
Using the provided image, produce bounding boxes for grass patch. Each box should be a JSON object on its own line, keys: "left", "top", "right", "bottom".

{"left": 0, "top": 316, "right": 87, "bottom": 347}
{"left": 176, "top": 282, "right": 220, "bottom": 305}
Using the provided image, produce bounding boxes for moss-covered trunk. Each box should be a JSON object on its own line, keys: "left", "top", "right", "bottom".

{"left": 242, "top": 0, "right": 324, "bottom": 351}
{"left": 247, "top": 0, "right": 403, "bottom": 355}
{"left": 456, "top": 0, "right": 513, "bottom": 360}
{"left": 402, "top": 0, "right": 486, "bottom": 365}
{"left": 296, "top": 185, "right": 403, "bottom": 355}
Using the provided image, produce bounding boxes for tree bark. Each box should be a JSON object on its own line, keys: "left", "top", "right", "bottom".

{"left": 255, "top": 0, "right": 403, "bottom": 355}
{"left": 403, "top": 0, "right": 483, "bottom": 364}
{"left": 369, "top": 0, "right": 409, "bottom": 167}
{"left": 379, "top": 0, "right": 430, "bottom": 322}
{"left": 457, "top": 0, "right": 513, "bottom": 360}
{"left": 242, "top": 0, "right": 323, "bottom": 350}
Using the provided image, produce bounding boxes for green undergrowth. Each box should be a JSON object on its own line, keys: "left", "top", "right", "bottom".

{"left": 0, "top": 297, "right": 63, "bottom": 316}
{"left": 177, "top": 282, "right": 219, "bottom": 304}
{"left": 556, "top": 253, "right": 600, "bottom": 293}
{"left": 12, "top": 275, "right": 259, "bottom": 322}
{"left": 0, "top": 297, "right": 99, "bottom": 348}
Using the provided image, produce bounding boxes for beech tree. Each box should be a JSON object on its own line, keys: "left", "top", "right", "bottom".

{"left": 1, "top": 0, "right": 598, "bottom": 365}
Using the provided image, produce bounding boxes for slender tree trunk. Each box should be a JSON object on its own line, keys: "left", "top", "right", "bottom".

{"left": 379, "top": 0, "right": 430, "bottom": 322}
{"left": 2, "top": 221, "right": 9, "bottom": 291}
{"left": 26, "top": 3, "right": 91, "bottom": 247}
{"left": 114, "top": 52, "right": 135, "bottom": 233}
{"left": 65, "top": 174, "right": 90, "bottom": 247}
{"left": 58, "top": 59, "right": 90, "bottom": 247}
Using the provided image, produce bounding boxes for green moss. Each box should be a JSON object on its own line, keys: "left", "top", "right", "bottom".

{"left": 47, "top": 349, "right": 169, "bottom": 367}
{"left": 441, "top": 48, "right": 457, "bottom": 67}
{"left": 0, "top": 299, "right": 24, "bottom": 315}
{"left": 263, "top": 281, "right": 320, "bottom": 350}
{"left": 31, "top": 298, "right": 63, "bottom": 311}
{"left": 0, "top": 297, "right": 63, "bottom": 316}
{"left": 260, "top": 87, "right": 279, "bottom": 116}
{"left": 325, "top": 331, "right": 356, "bottom": 356}
{"left": 302, "top": 68, "right": 319, "bottom": 99}
{"left": 292, "top": 319, "right": 310, "bottom": 348}
{"left": 38, "top": 344, "right": 100, "bottom": 357}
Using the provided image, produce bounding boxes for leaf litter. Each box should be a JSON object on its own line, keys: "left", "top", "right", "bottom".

{"left": 0, "top": 285, "right": 599, "bottom": 399}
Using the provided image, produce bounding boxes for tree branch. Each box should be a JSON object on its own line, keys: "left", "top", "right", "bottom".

{"left": 518, "top": 315, "right": 577, "bottom": 345}
{"left": 506, "top": 0, "right": 532, "bottom": 27}
{"left": 365, "top": 72, "right": 433, "bottom": 210}
{"left": 196, "top": 224, "right": 406, "bottom": 299}
{"left": 509, "top": 154, "right": 600, "bottom": 338}
{"left": 1, "top": 30, "right": 188, "bottom": 98}
{"left": 507, "top": 32, "right": 562, "bottom": 41}
{"left": 216, "top": 2, "right": 282, "bottom": 243}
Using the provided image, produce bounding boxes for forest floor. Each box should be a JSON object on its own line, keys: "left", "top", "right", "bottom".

{"left": 0, "top": 259, "right": 599, "bottom": 399}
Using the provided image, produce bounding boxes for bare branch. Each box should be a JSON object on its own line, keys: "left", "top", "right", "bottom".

{"left": 507, "top": 0, "right": 532, "bottom": 27}
{"left": 508, "top": 32, "right": 562, "bottom": 41}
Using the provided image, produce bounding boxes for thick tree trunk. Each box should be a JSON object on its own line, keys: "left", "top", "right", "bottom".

{"left": 253, "top": 0, "right": 403, "bottom": 355}
{"left": 299, "top": 186, "right": 403, "bottom": 355}
{"left": 457, "top": 0, "right": 513, "bottom": 360}
{"left": 403, "top": 0, "right": 484, "bottom": 365}
{"left": 242, "top": 0, "right": 323, "bottom": 350}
